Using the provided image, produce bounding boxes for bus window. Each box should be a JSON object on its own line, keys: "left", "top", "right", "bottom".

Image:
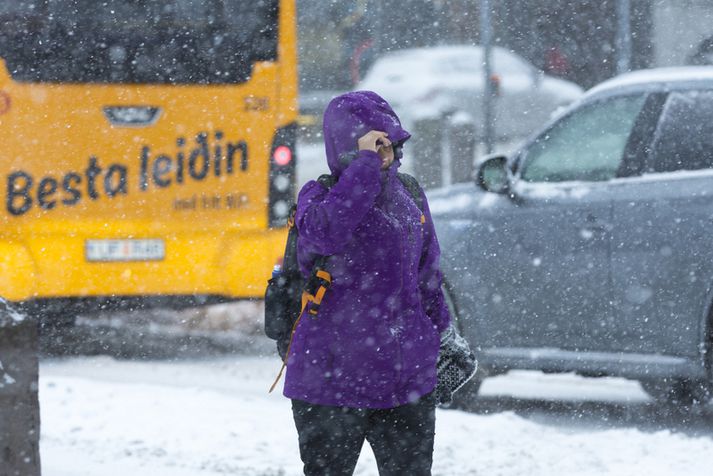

{"left": 0, "top": 0, "right": 278, "bottom": 84}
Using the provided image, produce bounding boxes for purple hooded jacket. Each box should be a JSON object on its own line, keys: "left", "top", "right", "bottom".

{"left": 283, "top": 91, "right": 450, "bottom": 409}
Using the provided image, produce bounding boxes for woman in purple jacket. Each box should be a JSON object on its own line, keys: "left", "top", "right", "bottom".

{"left": 285, "top": 91, "right": 451, "bottom": 475}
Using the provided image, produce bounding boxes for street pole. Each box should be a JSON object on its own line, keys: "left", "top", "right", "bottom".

{"left": 480, "top": 0, "right": 494, "bottom": 154}
{"left": 374, "top": 0, "right": 384, "bottom": 57}
{"left": 616, "top": 0, "right": 631, "bottom": 74}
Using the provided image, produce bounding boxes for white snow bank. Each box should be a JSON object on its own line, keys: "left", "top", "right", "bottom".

{"left": 41, "top": 356, "right": 713, "bottom": 476}
{"left": 0, "top": 359, "right": 16, "bottom": 387}
{"left": 0, "top": 296, "right": 26, "bottom": 326}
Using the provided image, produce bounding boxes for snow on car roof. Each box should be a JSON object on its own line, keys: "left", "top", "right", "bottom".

{"left": 363, "top": 45, "right": 530, "bottom": 78}
{"left": 587, "top": 66, "right": 713, "bottom": 97}
{"left": 378, "top": 44, "right": 503, "bottom": 60}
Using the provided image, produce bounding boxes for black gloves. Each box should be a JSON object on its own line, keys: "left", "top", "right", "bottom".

{"left": 434, "top": 324, "right": 478, "bottom": 405}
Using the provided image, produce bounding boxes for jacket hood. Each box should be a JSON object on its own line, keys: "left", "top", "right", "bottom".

{"left": 322, "top": 90, "right": 411, "bottom": 177}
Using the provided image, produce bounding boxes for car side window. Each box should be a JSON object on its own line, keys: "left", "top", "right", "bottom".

{"left": 650, "top": 90, "right": 713, "bottom": 173}
{"left": 520, "top": 94, "right": 647, "bottom": 182}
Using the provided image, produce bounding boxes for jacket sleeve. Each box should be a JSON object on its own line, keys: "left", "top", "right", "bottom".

{"left": 417, "top": 190, "right": 451, "bottom": 333}
{"left": 295, "top": 150, "right": 382, "bottom": 256}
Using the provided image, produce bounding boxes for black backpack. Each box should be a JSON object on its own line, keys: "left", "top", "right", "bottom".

{"left": 264, "top": 172, "right": 424, "bottom": 362}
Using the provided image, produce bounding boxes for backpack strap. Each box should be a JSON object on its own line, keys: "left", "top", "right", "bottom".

{"left": 301, "top": 263, "right": 332, "bottom": 316}
{"left": 269, "top": 263, "right": 332, "bottom": 393}
{"left": 397, "top": 172, "right": 425, "bottom": 214}
{"left": 269, "top": 175, "right": 336, "bottom": 393}
{"left": 318, "top": 171, "right": 423, "bottom": 210}
{"left": 317, "top": 173, "right": 337, "bottom": 189}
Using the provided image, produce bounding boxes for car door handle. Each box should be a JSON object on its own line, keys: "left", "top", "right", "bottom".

{"left": 583, "top": 215, "right": 611, "bottom": 233}
{"left": 583, "top": 224, "right": 609, "bottom": 233}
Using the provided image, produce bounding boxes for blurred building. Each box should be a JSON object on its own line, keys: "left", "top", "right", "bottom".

{"left": 653, "top": 0, "right": 713, "bottom": 67}
{"left": 297, "top": 0, "right": 713, "bottom": 92}
{"left": 297, "top": 0, "right": 445, "bottom": 90}
{"left": 493, "top": 0, "right": 655, "bottom": 88}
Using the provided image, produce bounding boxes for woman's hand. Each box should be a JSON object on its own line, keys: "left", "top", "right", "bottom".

{"left": 358, "top": 130, "right": 390, "bottom": 152}
{"left": 358, "top": 130, "right": 395, "bottom": 170}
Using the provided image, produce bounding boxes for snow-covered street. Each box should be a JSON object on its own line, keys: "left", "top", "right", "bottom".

{"left": 36, "top": 139, "right": 713, "bottom": 475}
{"left": 39, "top": 316, "right": 713, "bottom": 476}
{"left": 5, "top": 1, "right": 713, "bottom": 475}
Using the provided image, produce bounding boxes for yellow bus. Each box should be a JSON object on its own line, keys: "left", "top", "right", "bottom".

{"left": 0, "top": 0, "right": 297, "bottom": 326}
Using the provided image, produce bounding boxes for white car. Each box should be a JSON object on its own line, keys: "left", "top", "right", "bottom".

{"left": 357, "top": 45, "right": 583, "bottom": 141}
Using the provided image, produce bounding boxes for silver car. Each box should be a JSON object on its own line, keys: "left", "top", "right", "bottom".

{"left": 430, "top": 67, "right": 713, "bottom": 405}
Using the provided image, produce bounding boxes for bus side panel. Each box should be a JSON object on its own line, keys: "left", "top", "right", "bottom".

{"left": 277, "top": 0, "right": 298, "bottom": 126}
{"left": 24, "top": 229, "right": 286, "bottom": 299}
{"left": 222, "top": 228, "right": 288, "bottom": 296}
{"left": 0, "top": 241, "right": 36, "bottom": 301}
{"left": 0, "top": 68, "right": 287, "bottom": 300}
{"left": 1, "top": 67, "right": 280, "bottom": 228}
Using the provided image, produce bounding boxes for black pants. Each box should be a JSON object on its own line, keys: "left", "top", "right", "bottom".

{"left": 291, "top": 392, "right": 436, "bottom": 476}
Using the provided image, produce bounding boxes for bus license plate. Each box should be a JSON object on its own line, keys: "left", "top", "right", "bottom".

{"left": 85, "top": 239, "right": 165, "bottom": 262}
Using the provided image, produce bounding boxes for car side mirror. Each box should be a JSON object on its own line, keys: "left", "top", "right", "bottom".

{"left": 475, "top": 154, "right": 510, "bottom": 194}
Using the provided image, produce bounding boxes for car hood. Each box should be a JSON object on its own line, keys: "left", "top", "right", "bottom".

{"left": 426, "top": 182, "right": 488, "bottom": 217}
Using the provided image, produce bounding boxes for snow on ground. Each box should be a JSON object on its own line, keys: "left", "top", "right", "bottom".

{"left": 41, "top": 352, "right": 713, "bottom": 476}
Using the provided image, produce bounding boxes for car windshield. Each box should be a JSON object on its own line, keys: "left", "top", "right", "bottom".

{"left": 521, "top": 94, "right": 647, "bottom": 182}
{"left": 0, "top": 0, "right": 278, "bottom": 84}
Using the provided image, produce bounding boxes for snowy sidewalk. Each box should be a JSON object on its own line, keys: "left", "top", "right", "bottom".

{"left": 40, "top": 355, "right": 713, "bottom": 476}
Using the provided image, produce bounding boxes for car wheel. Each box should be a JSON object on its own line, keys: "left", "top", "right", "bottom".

{"left": 640, "top": 378, "right": 712, "bottom": 406}
{"left": 441, "top": 283, "right": 486, "bottom": 409}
